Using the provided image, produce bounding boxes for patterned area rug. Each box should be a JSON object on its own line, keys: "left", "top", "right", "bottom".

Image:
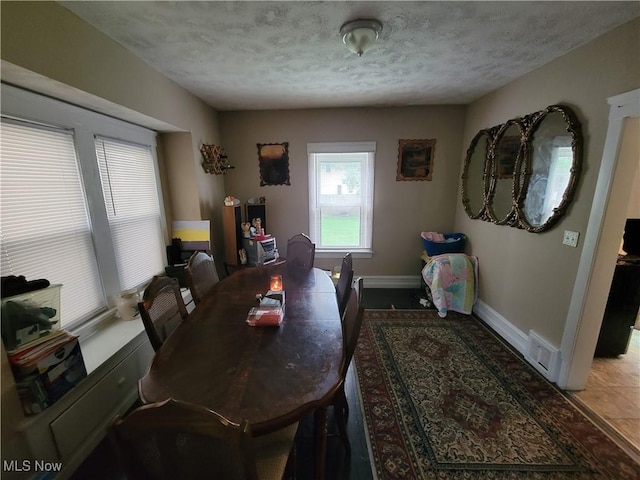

{"left": 355, "top": 310, "right": 639, "bottom": 479}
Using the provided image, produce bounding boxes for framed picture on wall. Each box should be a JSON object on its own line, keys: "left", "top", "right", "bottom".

{"left": 396, "top": 139, "right": 436, "bottom": 181}
{"left": 257, "top": 142, "right": 290, "bottom": 186}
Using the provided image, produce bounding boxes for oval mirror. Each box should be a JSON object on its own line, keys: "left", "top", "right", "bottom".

{"left": 519, "top": 105, "right": 582, "bottom": 232}
{"left": 487, "top": 119, "right": 525, "bottom": 225}
{"left": 461, "top": 129, "right": 492, "bottom": 219}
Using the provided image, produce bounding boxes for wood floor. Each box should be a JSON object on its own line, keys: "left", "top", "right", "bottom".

{"left": 70, "top": 288, "right": 638, "bottom": 479}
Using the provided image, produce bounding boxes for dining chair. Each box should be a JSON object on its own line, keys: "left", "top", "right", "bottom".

{"left": 185, "top": 251, "right": 220, "bottom": 305}
{"left": 138, "top": 275, "right": 189, "bottom": 352}
{"left": 285, "top": 233, "right": 315, "bottom": 269}
{"left": 335, "top": 253, "right": 354, "bottom": 318}
{"left": 353, "top": 276, "right": 364, "bottom": 305}
{"left": 109, "top": 398, "right": 298, "bottom": 480}
{"left": 332, "top": 286, "right": 364, "bottom": 454}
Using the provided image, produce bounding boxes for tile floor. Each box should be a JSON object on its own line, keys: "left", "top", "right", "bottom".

{"left": 570, "top": 328, "right": 640, "bottom": 458}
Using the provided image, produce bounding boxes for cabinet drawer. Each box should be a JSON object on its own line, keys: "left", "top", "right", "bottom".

{"left": 51, "top": 349, "right": 139, "bottom": 460}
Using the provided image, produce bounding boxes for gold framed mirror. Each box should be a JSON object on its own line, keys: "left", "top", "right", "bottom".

{"left": 461, "top": 105, "right": 582, "bottom": 233}
{"left": 517, "top": 105, "right": 582, "bottom": 232}
{"left": 461, "top": 128, "right": 493, "bottom": 219}
{"left": 486, "top": 119, "right": 526, "bottom": 225}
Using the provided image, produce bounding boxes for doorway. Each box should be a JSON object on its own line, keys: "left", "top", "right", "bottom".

{"left": 560, "top": 92, "right": 639, "bottom": 457}
{"left": 573, "top": 118, "right": 640, "bottom": 455}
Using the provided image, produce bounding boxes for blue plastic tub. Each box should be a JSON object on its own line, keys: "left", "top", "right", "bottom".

{"left": 421, "top": 233, "right": 467, "bottom": 256}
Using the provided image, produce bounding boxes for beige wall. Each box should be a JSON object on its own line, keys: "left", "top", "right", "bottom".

{"left": 454, "top": 19, "right": 640, "bottom": 346}
{"left": 219, "top": 106, "right": 466, "bottom": 275}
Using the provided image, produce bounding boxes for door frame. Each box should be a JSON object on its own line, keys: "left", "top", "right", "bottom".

{"left": 559, "top": 88, "right": 640, "bottom": 390}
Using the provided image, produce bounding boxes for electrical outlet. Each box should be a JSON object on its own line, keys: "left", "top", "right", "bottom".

{"left": 562, "top": 230, "right": 579, "bottom": 247}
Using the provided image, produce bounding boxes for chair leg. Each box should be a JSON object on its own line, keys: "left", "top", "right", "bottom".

{"left": 333, "top": 387, "right": 351, "bottom": 455}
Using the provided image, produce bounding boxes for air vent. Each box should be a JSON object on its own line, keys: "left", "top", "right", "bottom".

{"left": 525, "top": 331, "right": 560, "bottom": 381}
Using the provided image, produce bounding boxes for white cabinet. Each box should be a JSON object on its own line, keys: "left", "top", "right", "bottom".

{"left": 15, "top": 324, "right": 154, "bottom": 479}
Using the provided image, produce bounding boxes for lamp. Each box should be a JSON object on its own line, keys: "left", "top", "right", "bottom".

{"left": 340, "top": 19, "right": 383, "bottom": 57}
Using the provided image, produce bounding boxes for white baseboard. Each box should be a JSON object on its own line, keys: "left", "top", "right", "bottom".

{"left": 361, "top": 275, "right": 422, "bottom": 289}
{"left": 473, "top": 300, "right": 560, "bottom": 383}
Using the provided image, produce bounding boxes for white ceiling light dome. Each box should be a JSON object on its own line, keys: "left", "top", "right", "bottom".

{"left": 340, "top": 19, "right": 383, "bottom": 57}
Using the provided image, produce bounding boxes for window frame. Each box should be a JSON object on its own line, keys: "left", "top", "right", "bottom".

{"left": 1, "top": 84, "right": 168, "bottom": 330}
{"left": 307, "top": 141, "right": 375, "bottom": 259}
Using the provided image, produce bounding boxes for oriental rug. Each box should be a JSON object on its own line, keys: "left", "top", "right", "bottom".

{"left": 354, "top": 310, "right": 639, "bottom": 480}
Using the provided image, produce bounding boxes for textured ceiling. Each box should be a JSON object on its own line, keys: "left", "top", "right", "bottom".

{"left": 59, "top": 1, "right": 639, "bottom": 111}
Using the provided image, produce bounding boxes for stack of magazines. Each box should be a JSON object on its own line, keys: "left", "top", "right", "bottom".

{"left": 8, "top": 330, "right": 87, "bottom": 415}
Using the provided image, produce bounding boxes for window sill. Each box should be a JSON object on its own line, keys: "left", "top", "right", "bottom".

{"left": 77, "top": 314, "right": 146, "bottom": 374}
{"left": 71, "top": 287, "right": 193, "bottom": 374}
{"left": 315, "top": 249, "right": 374, "bottom": 259}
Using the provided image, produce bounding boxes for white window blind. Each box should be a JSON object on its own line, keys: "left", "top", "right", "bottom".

{"left": 0, "top": 119, "right": 106, "bottom": 326}
{"left": 95, "top": 137, "right": 165, "bottom": 290}
{"left": 308, "top": 142, "right": 375, "bottom": 252}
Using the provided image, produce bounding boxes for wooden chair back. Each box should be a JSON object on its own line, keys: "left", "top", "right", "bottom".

{"left": 332, "top": 284, "right": 365, "bottom": 454}
{"left": 286, "top": 233, "right": 315, "bottom": 269}
{"left": 139, "top": 276, "right": 188, "bottom": 352}
{"left": 336, "top": 253, "right": 354, "bottom": 318}
{"left": 341, "top": 286, "right": 364, "bottom": 378}
{"left": 109, "top": 398, "right": 259, "bottom": 480}
{"left": 352, "top": 276, "right": 364, "bottom": 305}
{"left": 185, "top": 251, "right": 220, "bottom": 305}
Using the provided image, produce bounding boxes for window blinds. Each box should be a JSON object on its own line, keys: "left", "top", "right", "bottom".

{"left": 0, "top": 119, "right": 106, "bottom": 326}
{"left": 95, "top": 137, "right": 165, "bottom": 290}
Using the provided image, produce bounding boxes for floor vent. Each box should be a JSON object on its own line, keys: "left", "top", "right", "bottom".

{"left": 525, "top": 331, "right": 560, "bottom": 381}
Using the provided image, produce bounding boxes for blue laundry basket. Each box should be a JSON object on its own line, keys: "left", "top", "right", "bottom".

{"left": 421, "top": 233, "right": 467, "bottom": 256}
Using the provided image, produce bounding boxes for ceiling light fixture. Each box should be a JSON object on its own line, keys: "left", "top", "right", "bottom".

{"left": 340, "top": 19, "right": 383, "bottom": 57}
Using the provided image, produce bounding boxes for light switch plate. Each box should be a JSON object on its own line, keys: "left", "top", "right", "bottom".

{"left": 562, "top": 230, "right": 579, "bottom": 247}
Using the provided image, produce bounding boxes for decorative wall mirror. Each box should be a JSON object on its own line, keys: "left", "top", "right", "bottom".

{"left": 486, "top": 119, "right": 526, "bottom": 225}
{"left": 461, "top": 129, "right": 493, "bottom": 219}
{"left": 461, "top": 104, "right": 582, "bottom": 233}
{"left": 517, "top": 105, "right": 582, "bottom": 232}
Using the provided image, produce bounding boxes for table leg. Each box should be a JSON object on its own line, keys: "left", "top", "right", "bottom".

{"left": 313, "top": 406, "right": 328, "bottom": 480}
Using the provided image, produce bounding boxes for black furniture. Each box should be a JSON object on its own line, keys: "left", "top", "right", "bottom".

{"left": 595, "top": 255, "right": 640, "bottom": 356}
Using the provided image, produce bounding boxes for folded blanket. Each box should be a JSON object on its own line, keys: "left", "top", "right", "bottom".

{"left": 421, "top": 231, "right": 445, "bottom": 242}
{"left": 421, "top": 254, "right": 478, "bottom": 318}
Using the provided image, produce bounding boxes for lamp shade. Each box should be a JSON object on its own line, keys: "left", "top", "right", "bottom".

{"left": 340, "top": 19, "right": 383, "bottom": 57}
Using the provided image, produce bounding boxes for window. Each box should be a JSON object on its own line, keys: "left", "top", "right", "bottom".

{"left": 0, "top": 85, "right": 166, "bottom": 329}
{"left": 1, "top": 120, "right": 105, "bottom": 324}
{"left": 308, "top": 142, "right": 375, "bottom": 255}
{"left": 95, "top": 137, "right": 165, "bottom": 290}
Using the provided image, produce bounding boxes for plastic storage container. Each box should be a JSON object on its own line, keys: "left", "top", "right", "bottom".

{"left": 422, "top": 233, "right": 467, "bottom": 256}
{"left": 1, "top": 285, "right": 62, "bottom": 351}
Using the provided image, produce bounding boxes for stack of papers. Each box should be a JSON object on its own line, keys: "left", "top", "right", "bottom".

{"left": 9, "top": 330, "right": 76, "bottom": 371}
{"left": 246, "top": 306, "right": 284, "bottom": 327}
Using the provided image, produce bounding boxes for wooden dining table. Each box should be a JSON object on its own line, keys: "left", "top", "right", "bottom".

{"left": 138, "top": 262, "right": 344, "bottom": 479}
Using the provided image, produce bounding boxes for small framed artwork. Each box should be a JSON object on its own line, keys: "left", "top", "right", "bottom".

{"left": 257, "top": 142, "right": 290, "bottom": 186}
{"left": 397, "top": 139, "right": 436, "bottom": 181}
{"left": 494, "top": 135, "right": 520, "bottom": 179}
